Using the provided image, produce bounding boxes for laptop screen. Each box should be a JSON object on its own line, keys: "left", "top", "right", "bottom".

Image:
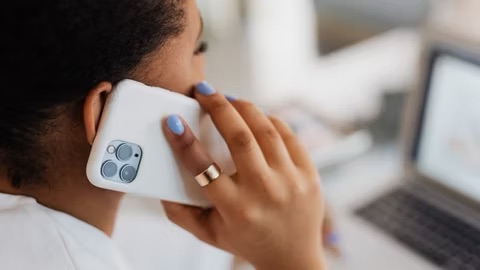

{"left": 415, "top": 51, "right": 480, "bottom": 202}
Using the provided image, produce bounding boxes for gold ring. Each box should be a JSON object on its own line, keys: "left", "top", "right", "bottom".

{"left": 195, "top": 163, "right": 222, "bottom": 187}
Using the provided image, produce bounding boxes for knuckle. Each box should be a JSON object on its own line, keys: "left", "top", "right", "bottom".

{"left": 179, "top": 136, "right": 196, "bottom": 153}
{"left": 292, "top": 181, "right": 310, "bottom": 195}
{"left": 256, "top": 171, "right": 271, "bottom": 183}
{"left": 257, "top": 173, "right": 289, "bottom": 204}
{"left": 291, "top": 175, "right": 319, "bottom": 197}
{"left": 231, "top": 130, "right": 255, "bottom": 150}
{"left": 236, "top": 101, "right": 256, "bottom": 113}
{"left": 261, "top": 126, "right": 280, "bottom": 141}
{"left": 268, "top": 187, "right": 289, "bottom": 205}
{"left": 208, "top": 99, "right": 230, "bottom": 115}
{"left": 238, "top": 206, "right": 261, "bottom": 224}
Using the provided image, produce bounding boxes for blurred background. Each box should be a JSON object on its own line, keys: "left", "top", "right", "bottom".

{"left": 113, "top": 0, "right": 480, "bottom": 269}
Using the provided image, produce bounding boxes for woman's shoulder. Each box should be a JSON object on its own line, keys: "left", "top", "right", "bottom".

{"left": 0, "top": 192, "right": 77, "bottom": 269}
{"left": 0, "top": 192, "right": 129, "bottom": 270}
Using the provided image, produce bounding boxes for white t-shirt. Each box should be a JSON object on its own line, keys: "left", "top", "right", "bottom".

{"left": 0, "top": 193, "right": 129, "bottom": 270}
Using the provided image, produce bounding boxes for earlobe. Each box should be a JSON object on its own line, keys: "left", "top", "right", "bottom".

{"left": 84, "top": 82, "right": 113, "bottom": 145}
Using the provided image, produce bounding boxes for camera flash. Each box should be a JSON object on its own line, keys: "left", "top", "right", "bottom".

{"left": 107, "top": 145, "right": 116, "bottom": 154}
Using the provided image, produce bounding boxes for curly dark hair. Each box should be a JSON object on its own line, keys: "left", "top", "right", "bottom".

{"left": 0, "top": 0, "right": 186, "bottom": 188}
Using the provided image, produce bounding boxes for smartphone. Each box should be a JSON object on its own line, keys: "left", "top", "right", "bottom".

{"left": 86, "top": 79, "right": 234, "bottom": 207}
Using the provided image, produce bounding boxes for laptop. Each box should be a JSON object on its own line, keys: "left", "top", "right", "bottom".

{"left": 327, "top": 44, "right": 480, "bottom": 270}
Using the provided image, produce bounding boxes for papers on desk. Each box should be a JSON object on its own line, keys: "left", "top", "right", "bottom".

{"left": 268, "top": 104, "right": 373, "bottom": 170}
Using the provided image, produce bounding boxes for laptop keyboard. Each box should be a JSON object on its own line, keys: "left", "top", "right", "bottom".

{"left": 355, "top": 188, "right": 480, "bottom": 269}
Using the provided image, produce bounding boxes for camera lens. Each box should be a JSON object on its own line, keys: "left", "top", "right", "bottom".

{"left": 101, "top": 161, "right": 117, "bottom": 178}
{"left": 116, "top": 144, "right": 133, "bottom": 161}
{"left": 120, "top": 165, "right": 136, "bottom": 183}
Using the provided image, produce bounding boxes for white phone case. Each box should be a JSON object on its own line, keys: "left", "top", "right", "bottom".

{"left": 86, "top": 79, "right": 234, "bottom": 207}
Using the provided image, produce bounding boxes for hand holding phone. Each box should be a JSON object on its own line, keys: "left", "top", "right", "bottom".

{"left": 162, "top": 82, "right": 325, "bottom": 270}
{"left": 86, "top": 79, "right": 234, "bottom": 207}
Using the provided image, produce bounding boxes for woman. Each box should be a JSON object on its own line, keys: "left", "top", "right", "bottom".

{"left": 0, "top": 0, "right": 326, "bottom": 269}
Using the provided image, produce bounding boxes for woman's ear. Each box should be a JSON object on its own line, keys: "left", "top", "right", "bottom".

{"left": 84, "top": 82, "right": 113, "bottom": 145}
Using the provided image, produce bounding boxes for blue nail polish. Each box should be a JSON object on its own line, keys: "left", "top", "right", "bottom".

{"left": 225, "top": 95, "right": 236, "bottom": 102}
{"left": 327, "top": 232, "right": 339, "bottom": 245}
{"left": 166, "top": 115, "right": 185, "bottom": 135}
{"left": 196, "top": 81, "right": 216, "bottom": 96}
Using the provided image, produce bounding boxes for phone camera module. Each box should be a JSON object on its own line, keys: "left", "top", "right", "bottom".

{"left": 102, "top": 140, "right": 142, "bottom": 184}
{"left": 101, "top": 161, "right": 118, "bottom": 178}
{"left": 120, "top": 165, "right": 137, "bottom": 183}
{"left": 116, "top": 144, "right": 133, "bottom": 161}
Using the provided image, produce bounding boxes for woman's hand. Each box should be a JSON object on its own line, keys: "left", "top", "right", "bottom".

{"left": 161, "top": 82, "right": 325, "bottom": 270}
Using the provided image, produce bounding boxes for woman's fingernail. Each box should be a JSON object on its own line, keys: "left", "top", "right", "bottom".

{"left": 166, "top": 115, "right": 185, "bottom": 135}
{"left": 196, "top": 81, "right": 216, "bottom": 96}
{"left": 327, "top": 232, "right": 340, "bottom": 245}
{"left": 225, "top": 95, "right": 236, "bottom": 102}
